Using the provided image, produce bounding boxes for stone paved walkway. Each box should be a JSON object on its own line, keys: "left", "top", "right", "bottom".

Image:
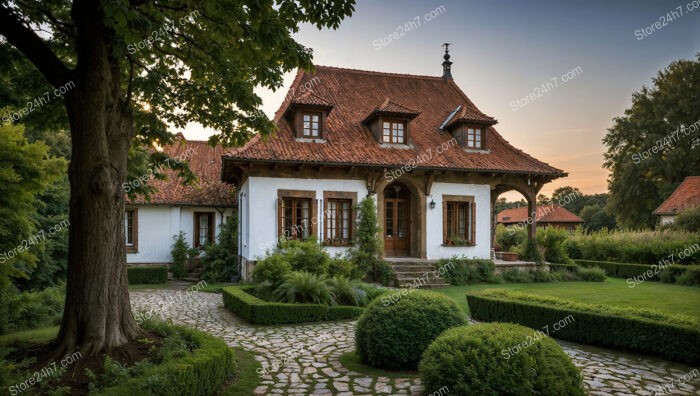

{"left": 130, "top": 290, "right": 700, "bottom": 395}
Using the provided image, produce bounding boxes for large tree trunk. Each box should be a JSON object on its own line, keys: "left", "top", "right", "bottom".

{"left": 55, "top": 0, "right": 140, "bottom": 356}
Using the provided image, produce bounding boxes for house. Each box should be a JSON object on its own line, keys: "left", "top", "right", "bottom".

{"left": 653, "top": 176, "right": 700, "bottom": 225}
{"left": 497, "top": 204, "right": 584, "bottom": 231}
{"left": 125, "top": 135, "right": 237, "bottom": 266}
{"left": 222, "top": 49, "right": 566, "bottom": 279}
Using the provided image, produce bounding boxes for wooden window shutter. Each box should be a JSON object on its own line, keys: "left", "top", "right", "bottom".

{"left": 277, "top": 198, "right": 283, "bottom": 240}
{"left": 470, "top": 201, "right": 477, "bottom": 245}
{"left": 350, "top": 200, "right": 356, "bottom": 244}
{"left": 311, "top": 199, "right": 319, "bottom": 240}
{"left": 208, "top": 213, "right": 214, "bottom": 243}
{"left": 442, "top": 200, "right": 448, "bottom": 244}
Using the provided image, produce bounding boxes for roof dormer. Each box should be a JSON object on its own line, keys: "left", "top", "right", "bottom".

{"left": 363, "top": 98, "right": 420, "bottom": 146}
{"left": 441, "top": 105, "right": 497, "bottom": 150}
{"left": 283, "top": 90, "right": 334, "bottom": 141}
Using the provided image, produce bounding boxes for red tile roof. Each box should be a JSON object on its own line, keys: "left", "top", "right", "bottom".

{"left": 497, "top": 204, "right": 584, "bottom": 224}
{"left": 127, "top": 137, "right": 236, "bottom": 207}
{"left": 225, "top": 66, "right": 565, "bottom": 176}
{"left": 653, "top": 176, "right": 700, "bottom": 215}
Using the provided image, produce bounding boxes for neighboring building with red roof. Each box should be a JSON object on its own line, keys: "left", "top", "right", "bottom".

{"left": 222, "top": 49, "right": 566, "bottom": 278}
{"left": 653, "top": 176, "right": 700, "bottom": 225}
{"left": 497, "top": 204, "right": 584, "bottom": 231}
{"left": 125, "top": 135, "right": 236, "bottom": 266}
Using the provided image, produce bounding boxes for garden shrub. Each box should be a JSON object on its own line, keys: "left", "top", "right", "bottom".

{"left": 349, "top": 196, "right": 384, "bottom": 279}
{"left": 436, "top": 257, "right": 496, "bottom": 285}
{"left": 536, "top": 226, "right": 573, "bottom": 263}
{"left": 202, "top": 216, "right": 238, "bottom": 282}
{"left": 0, "top": 284, "right": 64, "bottom": 335}
{"left": 252, "top": 254, "right": 292, "bottom": 285}
{"left": 127, "top": 266, "right": 168, "bottom": 284}
{"left": 419, "top": 323, "right": 584, "bottom": 396}
{"left": 222, "top": 286, "right": 363, "bottom": 325}
{"left": 495, "top": 223, "right": 526, "bottom": 252}
{"left": 330, "top": 277, "right": 363, "bottom": 306}
{"left": 676, "top": 266, "right": 700, "bottom": 286}
{"left": 466, "top": 289, "right": 700, "bottom": 365}
{"left": 98, "top": 323, "right": 234, "bottom": 396}
{"left": 668, "top": 206, "right": 700, "bottom": 233}
{"left": 352, "top": 281, "right": 389, "bottom": 302}
{"left": 518, "top": 239, "right": 544, "bottom": 264}
{"left": 575, "top": 266, "right": 606, "bottom": 282}
{"left": 273, "top": 271, "right": 335, "bottom": 305}
{"left": 659, "top": 265, "right": 699, "bottom": 285}
{"left": 278, "top": 238, "right": 330, "bottom": 274}
{"left": 170, "top": 232, "right": 189, "bottom": 279}
{"left": 327, "top": 256, "right": 357, "bottom": 279}
{"left": 373, "top": 260, "right": 395, "bottom": 286}
{"left": 564, "top": 229, "right": 700, "bottom": 264}
{"left": 355, "top": 291, "right": 465, "bottom": 370}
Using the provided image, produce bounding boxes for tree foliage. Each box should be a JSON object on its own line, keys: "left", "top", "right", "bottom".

{"left": 603, "top": 54, "right": 700, "bottom": 228}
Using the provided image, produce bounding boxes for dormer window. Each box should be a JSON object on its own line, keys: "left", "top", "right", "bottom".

{"left": 382, "top": 121, "right": 406, "bottom": 144}
{"left": 303, "top": 113, "right": 321, "bottom": 137}
{"left": 467, "top": 127, "right": 482, "bottom": 149}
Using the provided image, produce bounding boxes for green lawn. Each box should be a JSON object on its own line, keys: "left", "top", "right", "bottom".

{"left": 433, "top": 278, "right": 700, "bottom": 318}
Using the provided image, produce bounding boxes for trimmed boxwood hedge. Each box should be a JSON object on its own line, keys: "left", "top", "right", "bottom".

{"left": 466, "top": 289, "right": 700, "bottom": 365}
{"left": 574, "top": 259, "right": 656, "bottom": 279}
{"left": 127, "top": 266, "right": 168, "bottom": 284}
{"left": 222, "top": 286, "right": 364, "bottom": 325}
{"left": 98, "top": 326, "right": 234, "bottom": 395}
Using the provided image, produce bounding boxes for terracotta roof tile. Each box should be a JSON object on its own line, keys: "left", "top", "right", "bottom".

{"left": 290, "top": 90, "right": 334, "bottom": 107}
{"left": 127, "top": 138, "right": 236, "bottom": 207}
{"left": 225, "top": 65, "right": 565, "bottom": 176}
{"left": 497, "top": 204, "right": 584, "bottom": 224}
{"left": 653, "top": 176, "right": 700, "bottom": 215}
{"left": 445, "top": 103, "right": 496, "bottom": 128}
{"left": 375, "top": 97, "right": 420, "bottom": 115}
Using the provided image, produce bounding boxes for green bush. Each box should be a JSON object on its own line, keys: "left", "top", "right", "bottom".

{"left": 98, "top": 323, "right": 234, "bottom": 396}
{"left": 355, "top": 291, "right": 466, "bottom": 370}
{"left": 349, "top": 196, "right": 384, "bottom": 279}
{"left": 518, "top": 239, "right": 544, "bottom": 264}
{"left": 565, "top": 229, "right": 700, "bottom": 264}
{"left": 419, "top": 323, "right": 584, "bottom": 396}
{"left": 436, "top": 257, "right": 496, "bottom": 285}
{"left": 170, "top": 232, "right": 189, "bottom": 279}
{"left": 668, "top": 207, "right": 700, "bottom": 233}
{"left": 127, "top": 266, "right": 168, "bottom": 284}
{"left": 659, "top": 265, "right": 699, "bottom": 286}
{"left": 466, "top": 289, "right": 700, "bottom": 365}
{"left": 495, "top": 223, "right": 526, "bottom": 252}
{"left": 0, "top": 284, "right": 64, "bottom": 335}
{"left": 327, "top": 256, "right": 357, "bottom": 279}
{"left": 202, "top": 216, "right": 238, "bottom": 282}
{"left": 372, "top": 260, "right": 395, "bottom": 286}
{"left": 278, "top": 238, "right": 330, "bottom": 274}
{"left": 576, "top": 266, "right": 606, "bottom": 281}
{"left": 273, "top": 271, "right": 335, "bottom": 305}
{"left": 536, "top": 226, "right": 573, "bottom": 264}
{"left": 222, "top": 286, "right": 362, "bottom": 325}
{"left": 330, "top": 277, "right": 364, "bottom": 306}
{"left": 252, "top": 255, "right": 292, "bottom": 285}
{"left": 676, "top": 266, "right": 700, "bottom": 286}
{"left": 352, "top": 281, "right": 389, "bottom": 302}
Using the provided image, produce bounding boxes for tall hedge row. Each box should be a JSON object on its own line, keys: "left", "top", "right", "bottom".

{"left": 466, "top": 290, "right": 700, "bottom": 365}
{"left": 222, "top": 286, "right": 363, "bottom": 325}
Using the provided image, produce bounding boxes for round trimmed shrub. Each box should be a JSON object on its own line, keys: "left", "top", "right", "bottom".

{"left": 419, "top": 323, "right": 584, "bottom": 395}
{"left": 355, "top": 290, "right": 465, "bottom": 370}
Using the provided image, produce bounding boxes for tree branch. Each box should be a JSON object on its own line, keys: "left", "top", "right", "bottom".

{"left": 0, "top": 5, "right": 72, "bottom": 88}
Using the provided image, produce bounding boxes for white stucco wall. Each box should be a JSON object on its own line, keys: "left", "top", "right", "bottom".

{"left": 244, "top": 176, "right": 368, "bottom": 261}
{"left": 239, "top": 176, "right": 492, "bottom": 263}
{"left": 659, "top": 215, "right": 676, "bottom": 225}
{"left": 426, "top": 182, "right": 491, "bottom": 260}
{"left": 126, "top": 205, "right": 233, "bottom": 264}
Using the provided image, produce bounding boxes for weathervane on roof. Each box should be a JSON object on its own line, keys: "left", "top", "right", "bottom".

{"left": 442, "top": 43, "right": 453, "bottom": 80}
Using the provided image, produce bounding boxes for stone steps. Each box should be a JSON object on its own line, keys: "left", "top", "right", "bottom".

{"left": 386, "top": 260, "right": 449, "bottom": 289}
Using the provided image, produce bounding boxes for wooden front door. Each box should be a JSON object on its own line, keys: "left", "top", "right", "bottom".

{"left": 384, "top": 184, "right": 410, "bottom": 256}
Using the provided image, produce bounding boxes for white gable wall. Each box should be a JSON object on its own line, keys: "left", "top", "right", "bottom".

{"left": 126, "top": 205, "right": 233, "bottom": 264}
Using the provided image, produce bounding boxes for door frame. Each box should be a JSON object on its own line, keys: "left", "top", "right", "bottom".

{"left": 383, "top": 184, "right": 411, "bottom": 256}
{"left": 377, "top": 180, "right": 425, "bottom": 258}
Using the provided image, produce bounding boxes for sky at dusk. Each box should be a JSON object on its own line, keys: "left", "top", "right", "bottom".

{"left": 183, "top": 0, "right": 700, "bottom": 200}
